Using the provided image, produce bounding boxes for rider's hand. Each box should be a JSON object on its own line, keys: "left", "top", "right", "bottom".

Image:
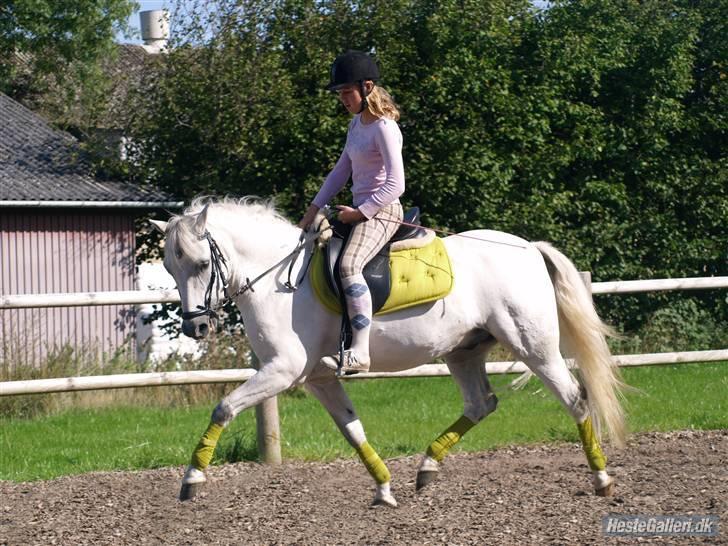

{"left": 335, "top": 205, "right": 366, "bottom": 224}
{"left": 298, "top": 204, "right": 320, "bottom": 230}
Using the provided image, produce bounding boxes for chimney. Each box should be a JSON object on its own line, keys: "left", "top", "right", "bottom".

{"left": 139, "top": 10, "right": 170, "bottom": 53}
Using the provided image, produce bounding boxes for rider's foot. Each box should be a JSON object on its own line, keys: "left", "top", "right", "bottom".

{"left": 320, "top": 350, "right": 370, "bottom": 374}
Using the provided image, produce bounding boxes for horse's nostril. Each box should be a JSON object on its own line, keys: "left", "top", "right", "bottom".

{"left": 198, "top": 323, "right": 209, "bottom": 337}
{"left": 181, "top": 320, "right": 196, "bottom": 339}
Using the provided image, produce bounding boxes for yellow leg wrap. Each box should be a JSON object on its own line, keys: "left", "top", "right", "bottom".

{"left": 577, "top": 416, "right": 607, "bottom": 471}
{"left": 426, "top": 415, "right": 476, "bottom": 463}
{"left": 356, "top": 442, "right": 391, "bottom": 484}
{"left": 190, "top": 422, "right": 224, "bottom": 471}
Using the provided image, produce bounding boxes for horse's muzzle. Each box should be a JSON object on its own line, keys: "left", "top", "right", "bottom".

{"left": 182, "top": 319, "right": 210, "bottom": 339}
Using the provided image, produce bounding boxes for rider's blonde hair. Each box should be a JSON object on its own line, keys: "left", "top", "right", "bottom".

{"left": 367, "top": 85, "right": 400, "bottom": 121}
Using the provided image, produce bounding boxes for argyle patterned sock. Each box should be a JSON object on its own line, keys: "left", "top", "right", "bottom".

{"left": 341, "top": 274, "right": 372, "bottom": 361}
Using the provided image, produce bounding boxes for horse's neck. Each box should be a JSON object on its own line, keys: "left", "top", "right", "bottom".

{"left": 216, "top": 209, "right": 300, "bottom": 291}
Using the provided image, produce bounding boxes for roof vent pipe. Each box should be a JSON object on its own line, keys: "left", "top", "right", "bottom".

{"left": 139, "top": 10, "right": 169, "bottom": 54}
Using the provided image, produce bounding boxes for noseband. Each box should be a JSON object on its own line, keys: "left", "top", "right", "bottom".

{"left": 180, "top": 229, "right": 313, "bottom": 322}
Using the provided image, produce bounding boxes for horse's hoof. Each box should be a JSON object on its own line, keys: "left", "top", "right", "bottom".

{"left": 371, "top": 494, "right": 398, "bottom": 508}
{"left": 179, "top": 482, "right": 204, "bottom": 501}
{"left": 595, "top": 481, "right": 615, "bottom": 497}
{"left": 416, "top": 470, "right": 439, "bottom": 491}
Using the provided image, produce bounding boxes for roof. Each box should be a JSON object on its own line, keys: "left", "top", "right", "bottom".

{"left": 0, "top": 92, "right": 182, "bottom": 208}
{"left": 11, "top": 44, "right": 158, "bottom": 131}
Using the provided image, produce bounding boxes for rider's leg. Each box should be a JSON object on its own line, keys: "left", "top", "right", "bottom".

{"left": 340, "top": 273, "right": 373, "bottom": 363}
{"left": 322, "top": 202, "right": 403, "bottom": 373}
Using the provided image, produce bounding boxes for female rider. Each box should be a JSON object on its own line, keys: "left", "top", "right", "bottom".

{"left": 299, "top": 50, "right": 405, "bottom": 374}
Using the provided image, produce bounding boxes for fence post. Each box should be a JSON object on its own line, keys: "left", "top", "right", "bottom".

{"left": 251, "top": 354, "right": 282, "bottom": 465}
{"left": 580, "top": 271, "right": 592, "bottom": 298}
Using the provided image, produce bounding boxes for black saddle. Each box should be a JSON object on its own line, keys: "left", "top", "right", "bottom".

{"left": 324, "top": 206, "right": 427, "bottom": 314}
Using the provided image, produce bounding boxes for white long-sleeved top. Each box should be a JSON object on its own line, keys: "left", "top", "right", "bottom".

{"left": 312, "top": 114, "right": 404, "bottom": 219}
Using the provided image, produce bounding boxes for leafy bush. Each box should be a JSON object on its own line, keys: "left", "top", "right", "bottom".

{"left": 638, "top": 298, "right": 727, "bottom": 353}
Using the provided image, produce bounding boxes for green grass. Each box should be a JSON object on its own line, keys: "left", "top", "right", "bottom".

{"left": 1, "top": 362, "right": 726, "bottom": 482}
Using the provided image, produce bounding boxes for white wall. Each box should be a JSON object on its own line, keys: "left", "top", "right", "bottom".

{"left": 136, "top": 261, "right": 200, "bottom": 364}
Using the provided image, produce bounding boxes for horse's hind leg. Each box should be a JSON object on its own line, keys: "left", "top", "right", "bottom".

{"left": 305, "top": 378, "right": 397, "bottom": 507}
{"left": 417, "top": 342, "right": 498, "bottom": 491}
{"left": 487, "top": 305, "right": 615, "bottom": 496}
{"left": 523, "top": 351, "right": 615, "bottom": 496}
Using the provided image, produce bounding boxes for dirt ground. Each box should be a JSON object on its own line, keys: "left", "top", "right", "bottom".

{"left": 1, "top": 429, "right": 725, "bottom": 545}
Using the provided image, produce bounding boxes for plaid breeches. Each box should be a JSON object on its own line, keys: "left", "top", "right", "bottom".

{"left": 339, "top": 202, "right": 404, "bottom": 278}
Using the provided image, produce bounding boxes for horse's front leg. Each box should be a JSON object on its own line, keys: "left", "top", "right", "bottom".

{"left": 305, "top": 377, "right": 397, "bottom": 508}
{"left": 179, "top": 360, "right": 297, "bottom": 501}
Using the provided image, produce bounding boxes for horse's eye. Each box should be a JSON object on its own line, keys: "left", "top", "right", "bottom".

{"left": 199, "top": 260, "right": 210, "bottom": 270}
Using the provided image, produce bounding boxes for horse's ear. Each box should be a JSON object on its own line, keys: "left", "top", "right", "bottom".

{"left": 150, "top": 219, "right": 168, "bottom": 234}
{"left": 193, "top": 204, "right": 209, "bottom": 237}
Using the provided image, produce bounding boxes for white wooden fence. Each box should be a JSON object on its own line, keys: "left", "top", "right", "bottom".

{"left": 2, "top": 275, "right": 727, "bottom": 464}
{"left": 2, "top": 276, "right": 727, "bottom": 309}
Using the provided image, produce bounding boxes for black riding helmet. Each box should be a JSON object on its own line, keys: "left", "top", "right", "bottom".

{"left": 326, "top": 50, "right": 380, "bottom": 113}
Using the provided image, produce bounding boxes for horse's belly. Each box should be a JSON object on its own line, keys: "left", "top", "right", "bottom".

{"left": 368, "top": 300, "right": 478, "bottom": 371}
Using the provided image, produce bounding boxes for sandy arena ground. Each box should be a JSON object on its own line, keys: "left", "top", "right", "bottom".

{"left": 1, "top": 429, "right": 725, "bottom": 545}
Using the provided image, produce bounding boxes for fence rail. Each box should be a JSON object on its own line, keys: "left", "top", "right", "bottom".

{"left": 2, "top": 349, "right": 726, "bottom": 397}
{"left": 0, "top": 289, "right": 180, "bottom": 309}
{"left": 591, "top": 276, "right": 728, "bottom": 294}
{"left": 2, "top": 276, "right": 727, "bottom": 309}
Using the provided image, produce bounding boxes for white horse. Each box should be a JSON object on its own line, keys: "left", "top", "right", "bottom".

{"left": 152, "top": 197, "right": 626, "bottom": 507}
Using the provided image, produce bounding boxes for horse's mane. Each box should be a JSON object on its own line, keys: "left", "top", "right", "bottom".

{"left": 184, "top": 196, "right": 288, "bottom": 222}
{"left": 165, "top": 196, "right": 291, "bottom": 261}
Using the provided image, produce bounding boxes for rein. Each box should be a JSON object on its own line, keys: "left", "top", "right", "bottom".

{"left": 379, "top": 218, "right": 528, "bottom": 249}
{"left": 180, "top": 229, "right": 317, "bottom": 322}
{"left": 322, "top": 206, "right": 528, "bottom": 249}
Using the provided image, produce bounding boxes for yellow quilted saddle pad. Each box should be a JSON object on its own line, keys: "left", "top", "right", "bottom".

{"left": 310, "top": 234, "right": 454, "bottom": 315}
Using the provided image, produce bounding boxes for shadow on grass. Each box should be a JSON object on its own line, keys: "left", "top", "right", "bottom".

{"left": 216, "top": 432, "right": 258, "bottom": 464}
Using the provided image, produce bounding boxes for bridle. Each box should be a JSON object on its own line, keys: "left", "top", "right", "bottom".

{"left": 180, "top": 231, "right": 230, "bottom": 321}
{"left": 180, "top": 230, "right": 314, "bottom": 322}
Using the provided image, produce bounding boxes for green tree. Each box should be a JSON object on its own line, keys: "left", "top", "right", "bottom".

{"left": 0, "top": 0, "right": 136, "bottom": 122}
{"left": 518, "top": 0, "right": 727, "bottom": 332}
{"left": 127, "top": 0, "right": 726, "bottom": 343}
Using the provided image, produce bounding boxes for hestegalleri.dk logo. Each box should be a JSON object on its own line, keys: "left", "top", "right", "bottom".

{"left": 603, "top": 514, "right": 719, "bottom": 537}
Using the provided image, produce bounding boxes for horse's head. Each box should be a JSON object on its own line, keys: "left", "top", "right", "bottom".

{"left": 151, "top": 203, "right": 228, "bottom": 339}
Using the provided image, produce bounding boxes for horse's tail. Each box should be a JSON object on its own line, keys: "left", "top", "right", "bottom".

{"left": 534, "top": 241, "right": 627, "bottom": 448}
